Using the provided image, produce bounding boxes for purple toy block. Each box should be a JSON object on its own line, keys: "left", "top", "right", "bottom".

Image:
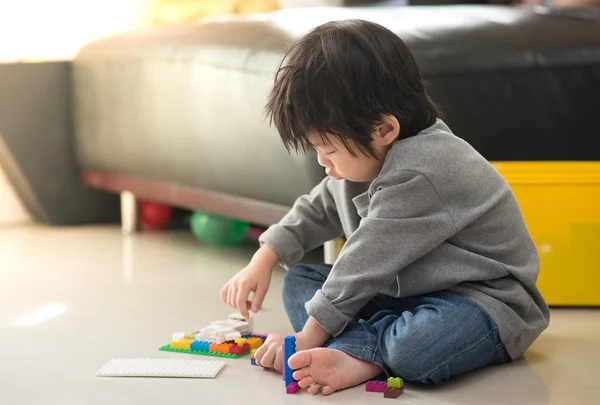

{"left": 251, "top": 333, "right": 269, "bottom": 341}
{"left": 286, "top": 382, "right": 299, "bottom": 394}
{"left": 366, "top": 381, "right": 387, "bottom": 393}
{"left": 250, "top": 358, "right": 257, "bottom": 366}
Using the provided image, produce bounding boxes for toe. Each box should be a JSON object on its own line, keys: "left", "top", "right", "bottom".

{"left": 322, "top": 386, "right": 335, "bottom": 396}
{"left": 292, "top": 368, "right": 310, "bottom": 381}
{"left": 308, "top": 384, "right": 322, "bottom": 395}
{"left": 297, "top": 376, "right": 314, "bottom": 389}
{"left": 288, "top": 350, "right": 312, "bottom": 370}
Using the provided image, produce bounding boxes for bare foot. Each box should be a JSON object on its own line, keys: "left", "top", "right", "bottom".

{"left": 288, "top": 348, "right": 382, "bottom": 395}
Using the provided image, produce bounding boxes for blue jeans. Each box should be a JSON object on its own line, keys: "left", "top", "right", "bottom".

{"left": 282, "top": 264, "right": 511, "bottom": 385}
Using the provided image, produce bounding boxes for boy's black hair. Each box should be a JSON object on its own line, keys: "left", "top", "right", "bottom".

{"left": 265, "top": 19, "right": 440, "bottom": 158}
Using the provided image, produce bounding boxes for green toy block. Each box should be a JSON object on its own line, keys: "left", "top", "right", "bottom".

{"left": 159, "top": 344, "right": 249, "bottom": 359}
{"left": 387, "top": 377, "right": 404, "bottom": 388}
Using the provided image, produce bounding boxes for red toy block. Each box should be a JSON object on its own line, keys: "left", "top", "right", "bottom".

{"left": 286, "top": 382, "right": 299, "bottom": 394}
{"left": 366, "top": 381, "right": 387, "bottom": 393}
{"left": 384, "top": 387, "right": 404, "bottom": 399}
{"left": 229, "top": 343, "right": 251, "bottom": 355}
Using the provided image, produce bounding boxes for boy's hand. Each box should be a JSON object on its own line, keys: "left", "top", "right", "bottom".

{"left": 254, "top": 332, "right": 308, "bottom": 372}
{"left": 254, "top": 333, "right": 286, "bottom": 371}
{"left": 254, "top": 319, "right": 328, "bottom": 372}
{"left": 220, "top": 244, "right": 280, "bottom": 319}
{"left": 221, "top": 263, "right": 272, "bottom": 319}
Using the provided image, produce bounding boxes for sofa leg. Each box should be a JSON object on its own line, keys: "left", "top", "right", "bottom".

{"left": 120, "top": 191, "right": 138, "bottom": 234}
{"left": 324, "top": 239, "right": 341, "bottom": 264}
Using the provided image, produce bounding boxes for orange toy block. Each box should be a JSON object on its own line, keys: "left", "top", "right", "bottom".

{"left": 230, "top": 343, "right": 251, "bottom": 355}
{"left": 210, "top": 343, "right": 233, "bottom": 354}
{"left": 246, "top": 337, "right": 263, "bottom": 350}
{"left": 171, "top": 339, "right": 193, "bottom": 350}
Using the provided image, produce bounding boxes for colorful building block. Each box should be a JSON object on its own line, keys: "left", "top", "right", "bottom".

{"left": 171, "top": 339, "right": 193, "bottom": 350}
{"left": 387, "top": 377, "right": 404, "bottom": 389}
{"left": 230, "top": 343, "right": 250, "bottom": 355}
{"left": 190, "top": 341, "right": 211, "bottom": 352}
{"left": 210, "top": 343, "right": 233, "bottom": 353}
{"left": 250, "top": 358, "right": 257, "bottom": 366}
{"left": 225, "top": 331, "right": 242, "bottom": 341}
{"left": 283, "top": 336, "right": 296, "bottom": 388}
{"left": 250, "top": 349, "right": 257, "bottom": 359}
{"left": 366, "top": 381, "right": 387, "bottom": 393}
{"left": 252, "top": 333, "right": 269, "bottom": 341}
{"left": 161, "top": 329, "right": 266, "bottom": 359}
{"left": 384, "top": 387, "right": 404, "bottom": 399}
{"left": 160, "top": 344, "right": 243, "bottom": 358}
{"left": 246, "top": 337, "right": 263, "bottom": 350}
{"left": 234, "top": 338, "right": 248, "bottom": 347}
{"left": 286, "top": 382, "right": 299, "bottom": 394}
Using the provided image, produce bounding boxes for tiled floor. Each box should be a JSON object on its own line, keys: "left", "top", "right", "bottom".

{"left": 0, "top": 224, "right": 598, "bottom": 405}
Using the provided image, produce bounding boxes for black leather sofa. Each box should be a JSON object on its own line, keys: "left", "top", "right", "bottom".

{"left": 71, "top": 5, "right": 600, "bottom": 228}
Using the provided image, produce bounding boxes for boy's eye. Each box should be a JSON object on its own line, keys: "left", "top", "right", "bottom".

{"left": 325, "top": 151, "right": 336, "bottom": 155}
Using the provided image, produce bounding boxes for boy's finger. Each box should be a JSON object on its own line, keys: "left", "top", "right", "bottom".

{"left": 227, "top": 286, "right": 235, "bottom": 308}
{"left": 260, "top": 345, "right": 277, "bottom": 369}
{"left": 220, "top": 284, "right": 228, "bottom": 303}
{"left": 254, "top": 344, "right": 266, "bottom": 366}
{"left": 236, "top": 288, "right": 250, "bottom": 319}
{"left": 251, "top": 284, "right": 268, "bottom": 313}
{"left": 273, "top": 350, "right": 282, "bottom": 372}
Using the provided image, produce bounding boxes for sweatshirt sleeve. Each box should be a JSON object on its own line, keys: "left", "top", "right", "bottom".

{"left": 259, "top": 177, "right": 343, "bottom": 268}
{"left": 305, "top": 170, "right": 457, "bottom": 336}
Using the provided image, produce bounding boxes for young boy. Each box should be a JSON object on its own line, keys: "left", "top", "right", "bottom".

{"left": 221, "top": 19, "right": 550, "bottom": 395}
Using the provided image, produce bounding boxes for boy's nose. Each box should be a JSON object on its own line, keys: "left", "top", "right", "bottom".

{"left": 317, "top": 153, "right": 330, "bottom": 168}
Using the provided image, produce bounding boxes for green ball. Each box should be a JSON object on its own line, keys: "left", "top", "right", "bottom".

{"left": 190, "top": 211, "right": 249, "bottom": 246}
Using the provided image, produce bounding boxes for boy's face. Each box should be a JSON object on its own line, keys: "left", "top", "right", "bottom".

{"left": 308, "top": 117, "right": 400, "bottom": 182}
{"left": 309, "top": 134, "right": 387, "bottom": 183}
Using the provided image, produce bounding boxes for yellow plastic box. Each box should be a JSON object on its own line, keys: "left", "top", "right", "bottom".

{"left": 493, "top": 162, "right": 600, "bottom": 306}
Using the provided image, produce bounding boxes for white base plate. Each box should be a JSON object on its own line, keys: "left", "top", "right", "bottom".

{"left": 96, "top": 358, "right": 226, "bottom": 379}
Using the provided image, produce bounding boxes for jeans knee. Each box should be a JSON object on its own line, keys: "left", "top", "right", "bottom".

{"left": 282, "top": 264, "right": 313, "bottom": 305}
{"left": 282, "top": 264, "right": 307, "bottom": 297}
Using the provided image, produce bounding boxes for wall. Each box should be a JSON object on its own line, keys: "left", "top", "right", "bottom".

{"left": 0, "top": 0, "right": 152, "bottom": 225}
{"left": 143, "top": 0, "right": 279, "bottom": 25}
{"left": 0, "top": 0, "right": 152, "bottom": 62}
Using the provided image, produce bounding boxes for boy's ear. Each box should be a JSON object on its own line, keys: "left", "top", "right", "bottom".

{"left": 374, "top": 115, "right": 400, "bottom": 146}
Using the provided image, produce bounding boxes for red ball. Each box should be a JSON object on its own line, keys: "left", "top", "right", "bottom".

{"left": 139, "top": 200, "right": 173, "bottom": 230}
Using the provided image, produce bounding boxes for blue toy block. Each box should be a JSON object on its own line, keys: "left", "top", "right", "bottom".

{"left": 283, "top": 336, "right": 296, "bottom": 387}
{"left": 190, "top": 341, "right": 211, "bottom": 352}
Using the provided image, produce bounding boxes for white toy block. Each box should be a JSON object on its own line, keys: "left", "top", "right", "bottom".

{"left": 225, "top": 331, "right": 242, "bottom": 341}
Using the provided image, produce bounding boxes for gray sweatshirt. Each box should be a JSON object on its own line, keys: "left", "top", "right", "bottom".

{"left": 259, "top": 119, "right": 550, "bottom": 360}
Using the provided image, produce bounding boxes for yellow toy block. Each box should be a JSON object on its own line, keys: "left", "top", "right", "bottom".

{"left": 234, "top": 338, "right": 247, "bottom": 347}
{"left": 250, "top": 349, "right": 257, "bottom": 359}
{"left": 246, "top": 337, "right": 263, "bottom": 350}
{"left": 171, "top": 339, "right": 193, "bottom": 350}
